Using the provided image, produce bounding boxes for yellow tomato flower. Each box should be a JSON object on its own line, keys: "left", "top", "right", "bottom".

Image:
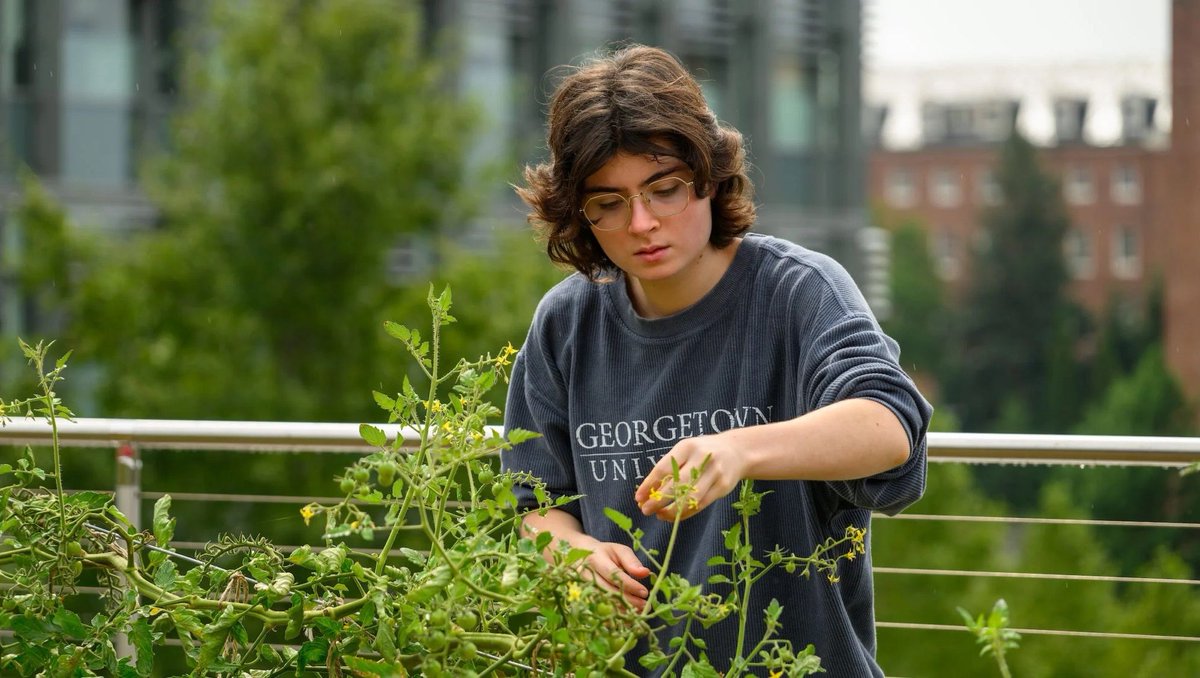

{"left": 299, "top": 505, "right": 317, "bottom": 525}
{"left": 567, "top": 583, "right": 582, "bottom": 602}
{"left": 649, "top": 487, "right": 665, "bottom": 502}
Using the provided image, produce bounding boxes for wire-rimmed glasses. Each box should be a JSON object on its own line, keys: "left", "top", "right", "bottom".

{"left": 580, "top": 176, "right": 695, "bottom": 231}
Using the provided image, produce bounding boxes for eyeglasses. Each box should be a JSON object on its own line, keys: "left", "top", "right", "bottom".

{"left": 580, "top": 176, "right": 695, "bottom": 231}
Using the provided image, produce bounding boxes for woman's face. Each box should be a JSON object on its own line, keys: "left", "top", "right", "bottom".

{"left": 581, "top": 151, "right": 716, "bottom": 291}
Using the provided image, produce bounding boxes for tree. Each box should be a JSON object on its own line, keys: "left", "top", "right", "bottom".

{"left": 385, "top": 232, "right": 568, "bottom": 406}
{"left": 880, "top": 218, "right": 946, "bottom": 382}
{"left": 23, "top": 0, "right": 479, "bottom": 423}
{"left": 942, "top": 132, "right": 1075, "bottom": 432}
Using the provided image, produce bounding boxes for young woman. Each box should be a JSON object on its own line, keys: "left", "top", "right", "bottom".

{"left": 502, "top": 44, "right": 931, "bottom": 677}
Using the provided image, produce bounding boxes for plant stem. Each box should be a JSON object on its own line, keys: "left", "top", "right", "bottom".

{"left": 641, "top": 507, "right": 684, "bottom": 613}
{"left": 734, "top": 484, "right": 753, "bottom": 664}
{"left": 995, "top": 641, "right": 1012, "bottom": 678}
{"left": 34, "top": 348, "right": 68, "bottom": 547}
{"left": 377, "top": 314, "right": 443, "bottom": 576}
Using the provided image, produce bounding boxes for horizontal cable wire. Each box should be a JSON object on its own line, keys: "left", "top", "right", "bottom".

{"left": 876, "top": 512, "right": 1200, "bottom": 530}
{"left": 169, "top": 540, "right": 423, "bottom": 557}
{"left": 874, "top": 566, "right": 1200, "bottom": 586}
{"left": 139, "top": 490, "right": 472, "bottom": 509}
{"left": 876, "top": 621, "right": 1200, "bottom": 642}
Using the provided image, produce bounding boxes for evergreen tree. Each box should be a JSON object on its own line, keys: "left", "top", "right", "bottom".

{"left": 943, "top": 132, "right": 1076, "bottom": 432}
{"left": 881, "top": 219, "right": 946, "bottom": 381}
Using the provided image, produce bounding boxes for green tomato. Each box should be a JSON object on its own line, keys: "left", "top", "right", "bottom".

{"left": 339, "top": 476, "right": 356, "bottom": 494}
{"left": 477, "top": 467, "right": 495, "bottom": 485}
{"left": 426, "top": 631, "right": 448, "bottom": 652}
{"left": 456, "top": 640, "right": 478, "bottom": 661}
{"left": 353, "top": 466, "right": 370, "bottom": 483}
{"left": 428, "top": 610, "right": 449, "bottom": 628}
{"left": 594, "top": 602, "right": 614, "bottom": 618}
{"left": 455, "top": 611, "right": 479, "bottom": 632}
{"left": 377, "top": 461, "right": 397, "bottom": 486}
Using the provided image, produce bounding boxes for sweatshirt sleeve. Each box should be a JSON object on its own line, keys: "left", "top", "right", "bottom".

{"left": 798, "top": 278, "right": 933, "bottom": 516}
{"left": 501, "top": 315, "right": 583, "bottom": 521}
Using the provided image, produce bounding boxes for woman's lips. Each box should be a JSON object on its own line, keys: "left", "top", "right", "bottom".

{"left": 634, "top": 245, "right": 669, "bottom": 262}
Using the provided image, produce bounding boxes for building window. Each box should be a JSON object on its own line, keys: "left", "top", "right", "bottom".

{"left": 885, "top": 167, "right": 916, "bottom": 208}
{"left": 1110, "top": 163, "right": 1142, "bottom": 205}
{"left": 976, "top": 167, "right": 1001, "bottom": 206}
{"left": 929, "top": 167, "right": 961, "bottom": 207}
{"left": 1064, "top": 228, "right": 1095, "bottom": 280}
{"left": 1111, "top": 225, "right": 1141, "bottom": 280}
{"left": 932, "top": 228, "right": 959, "bottom": 280}
{"left": 1063, "top": 165, "right": 1095, "bottom": 205}
{"left": 61, "top": 0, "right": 137, "bottom": 185}
{"left": 770, "top": 59, "right": 814, "bottom": 153}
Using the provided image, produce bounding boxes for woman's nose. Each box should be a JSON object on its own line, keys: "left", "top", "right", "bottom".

{"left": 627, "top": 195, "right": 659, "bottom": 233}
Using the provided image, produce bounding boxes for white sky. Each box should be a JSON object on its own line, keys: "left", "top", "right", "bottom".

{"left": 864, "top": 0, "right": 1172, "bottom": 147}
{"left": 865, "top": 0, "right": 1170, "bottom": 70}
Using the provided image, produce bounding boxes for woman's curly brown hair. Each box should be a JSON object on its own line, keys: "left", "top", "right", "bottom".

{"left": 515, "top": 44, "right": 756, "bottom": 280}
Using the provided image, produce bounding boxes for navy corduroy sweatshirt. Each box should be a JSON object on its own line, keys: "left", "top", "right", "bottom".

{"left": 502, "top": 233, "right": 932, "bottom": 677}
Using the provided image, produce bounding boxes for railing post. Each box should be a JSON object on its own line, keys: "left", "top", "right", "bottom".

{"left": 114, "top": 442, "right": 141, "bottom": 661}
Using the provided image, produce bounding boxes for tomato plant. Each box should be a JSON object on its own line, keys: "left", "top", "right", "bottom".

{"left": 0, "top": 287, "right": 862, "bottom": 676}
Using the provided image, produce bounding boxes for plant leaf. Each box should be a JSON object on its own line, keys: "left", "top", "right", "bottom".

{"left": 285, "top": 593, "right": 304, "bottom": 639}
{"left": 604, "top": 507, "right": 632, "bottom": 532}
{"left": 360, "top": 423, "right": 387, "bottom": 448}
{"left": 150, "top": 495, "right": 175, "bottom": 568}
{"left": 128, "top": 617, "right": 155, "bottom": 677}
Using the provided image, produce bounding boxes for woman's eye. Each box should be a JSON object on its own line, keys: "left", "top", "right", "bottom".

{"left": 652, "top": 184, "right": 680, "bottom": 198}
{"left": 596, "top": 198, "right": 624, "bottom": 211}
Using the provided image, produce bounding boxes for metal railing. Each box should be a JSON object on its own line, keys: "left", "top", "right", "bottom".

{"left": 2, "top": 418, "right": 1199, "bottom": 657}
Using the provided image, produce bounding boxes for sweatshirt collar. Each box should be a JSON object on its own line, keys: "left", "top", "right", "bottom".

{"left": 605, "top": 233, "right": 762, "bottom": 339}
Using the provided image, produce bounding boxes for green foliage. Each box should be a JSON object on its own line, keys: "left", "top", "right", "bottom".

{"left": 876, "top": 467, "right": 1200, "bottom": 677}
{"left": 13, "top": 0, "right": 480, "bottom": 423}
{"left": 1074, "top": 344, "right": 1193, "bottom": 436}
{"left": 0, "top": 292, "right": 862, "bottom": 676}
{"left": 958, "top": 599, "right": 1020, "bottom": 678}
{"left": 384, "top": 232, "right": 568, "bottom": 407}
{"left": 943, "top": 132, "right": 1075, "bottom": 432}
{"left": 881, "top": 219, "right": 946, "bottom": 378}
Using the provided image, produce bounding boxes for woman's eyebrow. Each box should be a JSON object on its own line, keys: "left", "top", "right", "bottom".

{"left": 583, "top": 165, "right": 688, "bottom": 194}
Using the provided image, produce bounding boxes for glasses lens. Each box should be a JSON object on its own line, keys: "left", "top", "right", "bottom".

{"left": 581, "top": 177, "right": 692, "bottom": 231}
{"left": 646, "top": 177, "right": 690, "bottom": 218}
{"left": 583, "top": 194, "right": 628, "bottom": 231}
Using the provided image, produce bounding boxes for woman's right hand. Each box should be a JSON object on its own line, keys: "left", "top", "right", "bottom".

{"left": 522, "top": 509, "right": 651, "bottom": 611}
{"left": 575, "top": 537, "right": 651, "bottom": 611}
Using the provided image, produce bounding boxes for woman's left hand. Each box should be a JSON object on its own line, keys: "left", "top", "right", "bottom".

{"left": 634, "top": 433, "right": 745, "bottom": 521}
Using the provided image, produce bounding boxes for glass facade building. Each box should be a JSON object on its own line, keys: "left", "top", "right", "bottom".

{"left": 1, "top": 0, "right": 871, "bottom": 333}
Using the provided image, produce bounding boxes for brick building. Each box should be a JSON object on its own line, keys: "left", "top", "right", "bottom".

{"left": 867, "top": 122, "right": 1166, "bottom": 313}
{"left": 866, "top": 2, "right": 1198, "bottom": 418}
{"left": 1165, "top": 0, "right": 1200, "bottom": 417}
